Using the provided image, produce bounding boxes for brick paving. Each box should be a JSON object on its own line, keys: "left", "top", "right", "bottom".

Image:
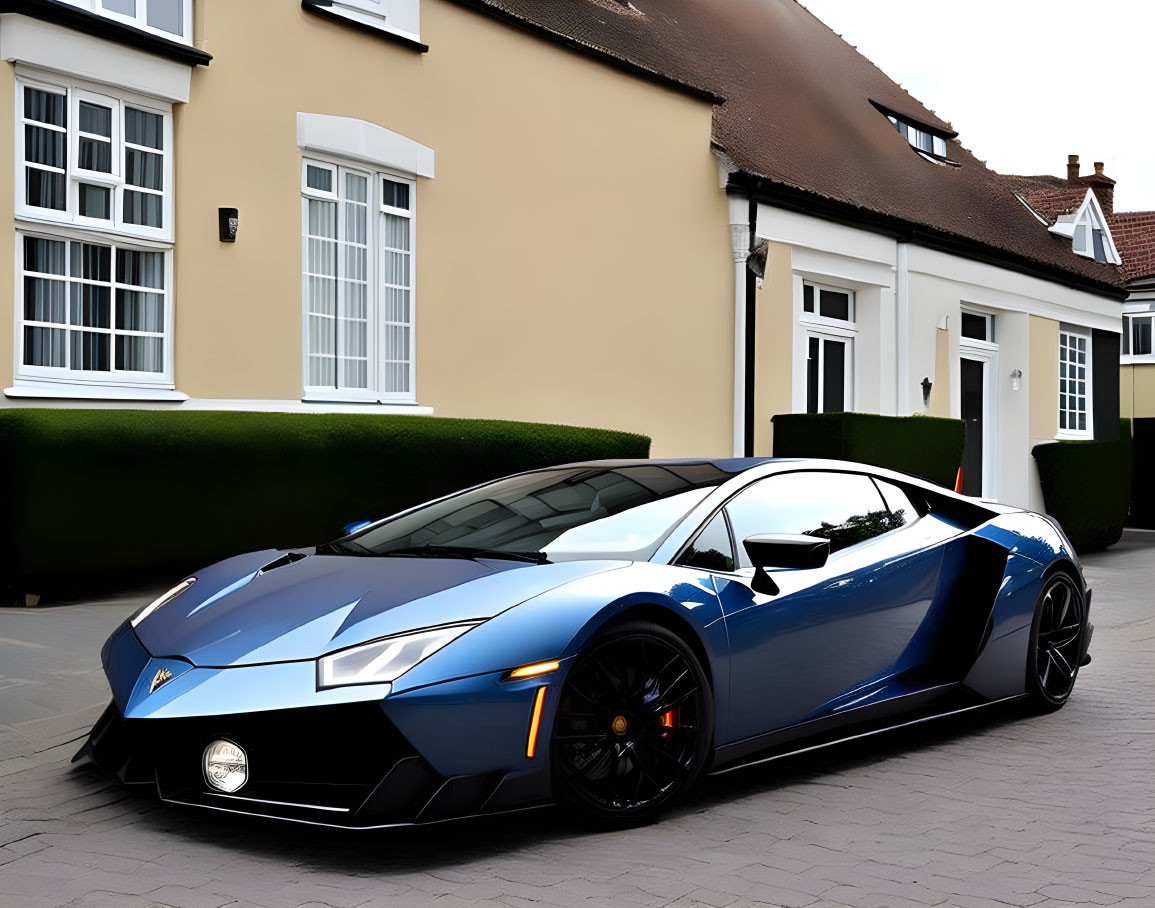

{"left": 1, "top": 533, "right": 1153, "bottom": 908}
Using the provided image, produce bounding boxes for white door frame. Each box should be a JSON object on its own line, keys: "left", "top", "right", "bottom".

{"left": 959, "top": 340, "right": 999, "bottom": 499}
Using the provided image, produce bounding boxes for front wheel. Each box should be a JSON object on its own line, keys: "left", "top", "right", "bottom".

{"left": 1025, "top": 572, "right": 1085, "bottom": 712}
{"left": 550, "top": 621, "right": 712, "bottom": 825}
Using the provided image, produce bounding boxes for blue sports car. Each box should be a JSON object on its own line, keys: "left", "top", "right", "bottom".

{"left": 77, "top": 458, "right": 1093, "bottom": 827}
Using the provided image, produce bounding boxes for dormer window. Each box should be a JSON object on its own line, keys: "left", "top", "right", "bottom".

{"left": 1048, "top": 189, "right": 1120, "bottom": 265}
{"left": 887, "top": 115, "right": 947, "bottom": 159}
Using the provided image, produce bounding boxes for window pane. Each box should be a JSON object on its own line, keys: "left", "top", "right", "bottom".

{"left": 70, "top": 331, "right": 110, "bottom": 371}
{"left": 24, "top": 326, "right": 66, "bottom": 367}
{"left": 384, "top": 214, "right": 410, "bottom": 251}
{"left": 24, "top": 237, "right": 66, "bottom": 275}
{"left": 78, "top": 183, "right": 112, "bottom": 219}
{"left": 345, "top": 172, "right": 368, "bottom": 204}
{"left": 384, "top": 287, "right": 410, "bottom": 324}
{"left": 24, "top": 277, "right": 66, "bottom": 324}
{"left": 1135, "top": 318, "right": 1153, "bottom": 356}
{"left": 71, "top": 243, "right": 111, "bottom": 282}
{"left": 147, "top": 0, "right": 184, "bottom": 36}
{"left": 680, "top": 512, "right": 734, "bottom": 572}
{"left": 126, "top": 148, "right": 163, "bottom": 189}
{"left": 818, "top": 289, "right": 850, "bottom": 321}
{"left": 873, "top": 479, "right": 915, "bottom": 527}
{"left": 726, "top": 472, "right": 893, "bottom": 561}
{"left": 803, "top": 283, "right": 814, "bottom": 312}
{"left": 26, "top": 168, "right": 66, "bottom": 210}
{"left": 806, "top": 336, "right": 819, "bottom": 414}
{"left": 123, "top": 190, "right": 163, "bottom": 227}
{"left": 1073, "top": 223, "right": 1087, "bottom": 252}
{"left": 309, "top": 355, "right": 335, "bottom": 388}
{"left": 306, "top": 276, "right": 336, "bottom": 316}
{"left": 78, "top": 102, "right": 112, "bottom": 138}
{"left": 24, "top": 88, "right": 65, "bottom": 127}
{"left": 822, "top": 339, "right": 845, "bottom": 412}
{"left": 384, "top": 251, "right": 409, "bottom": 286}
{"left": 117, "top": 290, "right": 164, "bottom": 332}
{"left": 306, "top": 165, "right": 333, "bottom": 193}
{"left": 25, "top": 125, "right": 65, "bottom": 168}
{"left": 961, "top": 312, "right": 987, "bottom": 341}
{"left": 78, "top": 137, "right": 113, "bottom": 172}
{"left": 1092, "top": 229, "right": 1106, "bottom": 263}
{"left": 70, "top": 284, "right": 111, "bottom": 328}
{"left": 103, "top": 0, "right": 136, "bottom": 14}
{"left": 115, "top": 335, "right": 163, "bottom": 372}
{"left": 309, "top": 316, "right": 335, "bottom": 355}
{"left": 125, "top": 108, "right": 164, "bottom": 149}
{"left": 116, "top": 249, "right": 164, "bottom": 288}
{"left": 383, "top": 178, "right": 410, "bottom": 210}
{"left": 307, "top": 200, "right": 336, "bottom": 238}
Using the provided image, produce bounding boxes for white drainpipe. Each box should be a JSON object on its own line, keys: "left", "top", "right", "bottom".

{"left": 729, "top": 195, "right": 751, "bottom": 457}
{"left": 896, "top": 239, "right": 910, "bottom": 414}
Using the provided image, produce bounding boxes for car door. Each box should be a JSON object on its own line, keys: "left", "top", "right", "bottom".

{"left": 707, "top": 470, "right": 947, "bottom": 744}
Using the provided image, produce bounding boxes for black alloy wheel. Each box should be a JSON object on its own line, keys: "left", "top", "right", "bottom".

{"left": 551, "top": 621, "right": 712, "bottom": 825}
{"left": 1026, "top": 572, "right": 1085, "bottom": 711}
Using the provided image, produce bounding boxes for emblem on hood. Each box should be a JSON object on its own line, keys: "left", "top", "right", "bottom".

{"left": 149, "top": 667, "right": 174, "bottom": 694}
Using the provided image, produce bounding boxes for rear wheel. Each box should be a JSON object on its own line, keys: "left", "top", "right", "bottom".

{"left": 1025, "top": 572, "right": 1085, "bottom": 711}
{"left": 551, "top": 621, "right": 712, "bottom": 825}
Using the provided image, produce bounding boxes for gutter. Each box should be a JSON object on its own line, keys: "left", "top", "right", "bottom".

{"left": 728, "top": 172, "right": 1127, "bottom": 302}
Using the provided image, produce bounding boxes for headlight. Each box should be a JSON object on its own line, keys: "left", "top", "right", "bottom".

{"left": 317, "top": 623, "right": 479, "bottom": 690}
{"left": 130, "top": 578, "right": 196, "bottom": 628}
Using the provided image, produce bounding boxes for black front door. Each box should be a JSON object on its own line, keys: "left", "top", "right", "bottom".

{"left": 960, "top": 358, "right": 984, "bottom": 496}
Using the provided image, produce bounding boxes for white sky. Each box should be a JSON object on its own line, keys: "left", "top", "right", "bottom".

{"left": 798, "top": 0, "right": 1155, "bottom": 212}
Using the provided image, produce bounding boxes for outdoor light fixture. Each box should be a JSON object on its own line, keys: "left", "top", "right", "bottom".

{"left": 218, "top": 207, "right": 239, "bottom": 242}
{"left": 921, "top": 377, "right": 933, "bottom": 408}
{"left": 1010, "top": 369, "right": 1023, "bottom": 391}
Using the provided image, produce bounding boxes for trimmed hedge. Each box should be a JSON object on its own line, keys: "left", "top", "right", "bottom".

{"left": 1032, "top": 427, "right": 1131, "bottom": 552}
{"left": 771, "top": 412, "right": 966, "bottom": 488}
{"left": 0, "top": 410, "right": 650, "bottom": 601}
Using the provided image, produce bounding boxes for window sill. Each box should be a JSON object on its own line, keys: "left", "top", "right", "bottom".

{"left": 1121, "top": 354, "right": 1155, "bottom": 365}
{"left": 300, "top": 394, "right": 433, "bottom": 414}
{"left": 301, "top": 0, "right": 428, "bottom": 52}
{"left": 1054, "top": 431, "right": 1093, "bottom": 442}
{"left": 6, "top": 382, "right": 188, "bottom": 401}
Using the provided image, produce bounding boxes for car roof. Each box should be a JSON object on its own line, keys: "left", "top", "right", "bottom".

{"left": 553, "top": 457, "right": 794, "bottom": 473}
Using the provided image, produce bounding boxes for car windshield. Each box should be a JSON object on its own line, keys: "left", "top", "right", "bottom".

{"left": 344, "top": 464, "right": 732, "bottom": 562}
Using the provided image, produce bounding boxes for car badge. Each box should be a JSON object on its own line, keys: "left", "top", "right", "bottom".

{"left": 149, "top": 667, "right": 174, "bottom": 694}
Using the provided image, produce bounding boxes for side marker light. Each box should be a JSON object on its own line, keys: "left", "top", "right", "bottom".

{"left": 526, "top": 686, "right": 548, "bottom": 759}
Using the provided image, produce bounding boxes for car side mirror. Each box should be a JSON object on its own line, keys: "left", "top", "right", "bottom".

{"left": 742, "top": 533, "right": 830, "bottom": 596}
{"left": 341, "top": 519, "right": 374, "bottom": 537}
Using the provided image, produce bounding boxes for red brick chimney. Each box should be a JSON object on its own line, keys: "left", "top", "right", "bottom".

{"left": 1067, "top": 154, "right": 1080, "bottom": 181}
{"left": 1066, "top": 154, "right": 1116, "bottom": 216}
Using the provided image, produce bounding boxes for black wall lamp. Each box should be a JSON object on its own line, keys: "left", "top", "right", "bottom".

{"left": 921, "top": 376, "right": 932, "bottom": 408}
{"left": 219, "top": 207, "right": 239, "bottom": 243}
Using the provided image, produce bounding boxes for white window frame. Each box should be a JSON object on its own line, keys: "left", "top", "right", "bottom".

{"left": 301, "top": 154, "right": 418, "bottom": 404}
{"left": 14, "top": 226, "right": 175, "bottom": 391}
{"left": 887, "top": 115, "right": 948, "bottom": 159}
{"left": 1057, "top": 325, "right": 1093, "bottom": 439}
{"left": 316, "top": 0, "right": 422, "bottom": 42}
{"left": 1121, "top": 306, "right": 1155, "bottom": 363}
{"left": 800, "top": 281, "right": 856, "bottom": 414}
{"left": 16, "top": 71, "right": 173, "bottom": 244}
{"left": 56, "top": 0, "right": 193, "bottom": 45}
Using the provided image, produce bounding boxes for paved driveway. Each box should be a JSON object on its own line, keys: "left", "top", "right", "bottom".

{"left": 1, "top": 533, "right": 1153, "bottom": 908}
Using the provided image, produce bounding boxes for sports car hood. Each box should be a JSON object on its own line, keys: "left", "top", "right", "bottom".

{"left": 132, "top": 549, "right": 621, "bottom": 668}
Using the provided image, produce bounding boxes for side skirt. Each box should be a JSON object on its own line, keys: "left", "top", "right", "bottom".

{"left": 709, "top": 691, "right": 1026, "bottom": 777}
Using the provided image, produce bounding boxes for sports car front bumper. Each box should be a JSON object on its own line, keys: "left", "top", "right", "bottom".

{"left": 75, "top": 623, "right": 555, "bottom": 828}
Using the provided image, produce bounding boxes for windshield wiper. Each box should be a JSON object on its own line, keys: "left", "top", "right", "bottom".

{"left": 384, "top": 545, "right": 550, "bottom": 564}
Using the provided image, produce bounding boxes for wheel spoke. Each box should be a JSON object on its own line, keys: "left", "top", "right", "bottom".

{"left": 1050, "top": 646, "right": 1074, "bottom": 677}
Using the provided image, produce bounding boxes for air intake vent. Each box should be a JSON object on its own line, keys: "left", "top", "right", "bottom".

{"left": 259, "top": 551, "right": 309, "bottom": 574}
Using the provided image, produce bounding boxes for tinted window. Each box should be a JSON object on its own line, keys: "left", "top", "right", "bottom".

{"left": 342, "top": 464, "right": 732, "bottom": 561}
{"left": 873, "top": 479, "right": 916, "bottom": 529}
{"left": 726, "top": 472, "right": 898, "bottom": 564}
{"left": 679, "top": 511, "right": 735, "bottom": 572}
{"left": 961, "top": 312, "right": 988, "bottom": 341}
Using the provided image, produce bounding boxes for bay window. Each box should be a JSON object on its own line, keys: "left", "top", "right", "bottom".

{"left": 302, "top": 158, "right": 416, "bottom": 402}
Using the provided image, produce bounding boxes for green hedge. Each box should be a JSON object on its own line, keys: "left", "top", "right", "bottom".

{"left": 771, "top": 412, "right": 966, "bottom": 488}
{"left": 1032, "top": 428, "right": 1131, "bottom": 552}
{"left": 0, "top": 410, "right": 650, "bottom": 601}
{"left": 1130, "top": 418, "right": 1155, "bottom": 528}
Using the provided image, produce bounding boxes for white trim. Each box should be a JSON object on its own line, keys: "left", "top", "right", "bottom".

{"left": 1049, "top": 189, "right": 1121, "bottom": 265}
{"left": 319, "top": 0, "right": 422, "bottom": 43}
{"left": 0, "top": 14, "right": 193, "bottom": 102}
{"left": 5, "top": 382, "right": 186, "bottom": 401}
{"left": 959, "top": 337, "right": 1000, "bottom": 500}
{"left": 1057, "top": 324, "right": 1093, "bottom": 439}
{"left": 297, "top": 113, "right": 434, "bottom": 179}
{"left": 0, "top": 395, "right": 434, "bottom": 414}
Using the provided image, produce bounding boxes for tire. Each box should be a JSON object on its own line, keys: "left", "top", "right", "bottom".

{"left": 550, "top": 620, "right": 713, "bottom": 826}
{"left": 1024, "top": 571, "right": 1086, "bottom": 712}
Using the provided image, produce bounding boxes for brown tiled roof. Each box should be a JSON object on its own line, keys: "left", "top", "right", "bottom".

{"left": 1108, "top": 211, "right": 1155, "bottom": 283}
{"left": 1005, "top": 175, "right": 1091, "bottom": 224}
{"left": 448, "top": 0, "right": 1123, "bottom": 295}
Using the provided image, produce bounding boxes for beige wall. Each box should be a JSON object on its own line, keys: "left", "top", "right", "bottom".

{"left": 752, "top": 242, "right": 793, "bottom": 455}
{"left": 170, "top": 0, "right": 732, "bottom": 456}
{"left": 1121, "top": 364, "right": 1155, "bottom": 419}
{"left": 925, "top": 326, "right": 950, "bottom": 417}
{"left": 1029, "top": 315, "right": 1059, "bottom": 440}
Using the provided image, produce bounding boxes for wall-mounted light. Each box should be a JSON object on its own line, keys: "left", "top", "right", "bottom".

{"left": 921, "top": 376, "right": 933, "bottom": 408}
{"left": 219, "top": 207, "right": 239, "bottom": 243}
{"left": 1010, "top": 369, "right": 1023, "bottom": 392}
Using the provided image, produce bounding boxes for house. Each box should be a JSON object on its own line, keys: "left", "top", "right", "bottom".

{"left": 0, "top": 0, "right": 1126, "bottom": 512}
{"left": 1110, "top": 211, "right": 1155, "bottom": 421}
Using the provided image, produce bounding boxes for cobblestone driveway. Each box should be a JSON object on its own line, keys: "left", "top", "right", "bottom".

{"left": 1, "top": 533, "right": 1153, "bottom": 908}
